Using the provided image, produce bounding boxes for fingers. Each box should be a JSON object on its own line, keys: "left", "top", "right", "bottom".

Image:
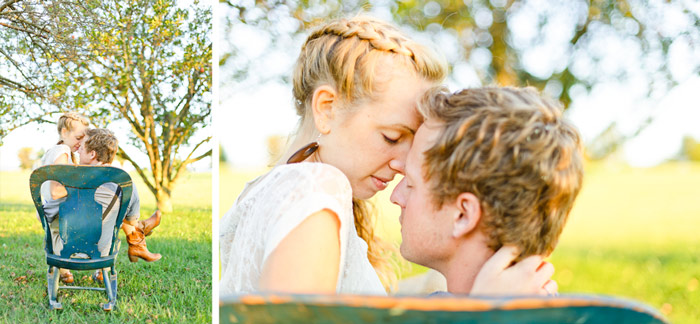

{"left": 534, "top": 261, "right": 555, "bottom": 284}
{"left": 518, "top": 254, "right": 545, "bottom": 272}
{"left": 482, "top": 245, "right": 520, "bottom": 272}
{"left": 543, "top": 279, "right": 559, "bottom": 296}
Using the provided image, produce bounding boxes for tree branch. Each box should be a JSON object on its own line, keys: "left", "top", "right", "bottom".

{"left": 0, "top": 0, "right": 22, "bottom": 13}
{"left": 117, "top": 147, "right": 156, "bottom": 196}
{"left": 0, "top": 21, "right": 47, "bottom": 39}
{"left": 169, "top": 136, "right": 211, "bottom": 185}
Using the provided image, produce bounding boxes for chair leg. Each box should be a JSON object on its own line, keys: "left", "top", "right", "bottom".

{"left": 101, "top": 268, "right": 117, "bottom": 311}
{"left": 110, "top": 267, "right": 118, "bottom": 300}
{"left": 47, "top": 266, "right": 62, "bottom": 310}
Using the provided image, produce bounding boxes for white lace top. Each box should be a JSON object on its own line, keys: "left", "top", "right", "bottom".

{"left": 39, "top": 144, "right": 72, "bottom": 203}
{"left": 219, "top": 162, "right": 386, "bottom": 296}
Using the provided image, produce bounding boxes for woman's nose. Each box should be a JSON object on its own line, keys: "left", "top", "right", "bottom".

{"left": 389, "top": 159, "right": 405, "bottom": 174}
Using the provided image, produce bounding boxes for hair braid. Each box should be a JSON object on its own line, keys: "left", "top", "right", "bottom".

{"left": 308, "top": 19, "right": 415, "bottom": 58}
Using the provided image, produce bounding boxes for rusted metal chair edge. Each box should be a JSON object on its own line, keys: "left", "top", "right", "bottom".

{"left": 219, "top": 293, "right": 668, "bottom": 323}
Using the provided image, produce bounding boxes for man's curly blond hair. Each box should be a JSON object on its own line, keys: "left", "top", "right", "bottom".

{"left": 84, "top": 128, "right": 118, "bottom": 164}
{"left": 419, "top": 87, "right": 584, "bottom": 260}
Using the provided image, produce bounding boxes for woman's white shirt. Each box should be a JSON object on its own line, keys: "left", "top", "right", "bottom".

{"left": 219, "top": 162, "right": 386, "bottom": 296}
{"left": 39, "top": 144, "right": 71, "bottom": 204}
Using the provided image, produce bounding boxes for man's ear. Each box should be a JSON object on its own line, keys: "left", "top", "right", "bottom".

{"left": 452, "top": 192, "right": 482, "bottom": 238}
{"left": 87, "top": 150, "right": 97, "bottom": 163}
{"left": 311, "top": 85, "right": 338, "bottom": 135}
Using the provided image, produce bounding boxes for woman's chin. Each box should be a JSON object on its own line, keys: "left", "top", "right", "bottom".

{"left": 352, "top": 186, "right": 380, "bottom": 200}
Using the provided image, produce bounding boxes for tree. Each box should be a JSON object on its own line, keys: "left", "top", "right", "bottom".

{"left": 17, "top": 146, "right": 38, "bottom": 170}
{"left": 1, "top": 0, "right": 212, "bottom": 212}
{"left": 221, "top": 0, "right": 700, "bottom": 155}
{"left": 682, "top": 136, "right": 700, "bottom": 162}
{"left": 0, "top": 0, "right": 90, "bottom": 141}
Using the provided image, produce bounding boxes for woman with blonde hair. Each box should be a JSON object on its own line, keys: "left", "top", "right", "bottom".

{"left": 220, "top": 16, "right": 554, "bottom": 295}
{"left": 39, "top": 112, "right": 161, "bottom": 284}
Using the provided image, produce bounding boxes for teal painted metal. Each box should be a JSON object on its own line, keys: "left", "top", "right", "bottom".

{"left": 29, "top": 165, "right": 133, "bottom": 311}
{"left": 219, "top": 294, "right": 669, "bottom": 324}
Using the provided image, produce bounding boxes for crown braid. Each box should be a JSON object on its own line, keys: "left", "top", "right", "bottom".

{"left": 307, "top": 18, "right": 415, "bottom": 58}
{"left": 57, "top": 111, "right": 89, "bottom": 142}
{"left": 293, "top": 16, "right": 445, "bottom": 118}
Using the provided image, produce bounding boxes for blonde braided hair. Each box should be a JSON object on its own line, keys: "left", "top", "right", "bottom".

{"left": 291, "top": 16, "right": 447, "bottom": 291}
{"left": 293, "top": 16, "right": 446, "bottom": 118}
{"left": 56, "top": 111, "right": 90, "bottom": 163}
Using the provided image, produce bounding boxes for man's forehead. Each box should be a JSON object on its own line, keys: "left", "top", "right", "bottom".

{"left": 407, "top": 121, "right": 442, "bottom": 177}
{"left": 414, "top": 121, "right": 442, "bottom": 152}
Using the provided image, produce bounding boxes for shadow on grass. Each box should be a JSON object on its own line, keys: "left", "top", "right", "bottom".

{"left": 0, "top": 231, "right": 211, "bottom": 323}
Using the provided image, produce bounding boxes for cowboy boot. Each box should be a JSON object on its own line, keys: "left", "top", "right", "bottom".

{"left": 93, "top": 270, "right": 103, "bottom": 284}
{"left": 59, "top": 268, "right": 74, "bottom": 284}
{"left": 139, "top": 210, "right": 161, "bottom": 237}
{"left": 126, "top": 226, "right": 162, "bottom": 262}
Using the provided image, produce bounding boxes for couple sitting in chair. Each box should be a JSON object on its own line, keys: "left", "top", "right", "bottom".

{"left": 39, "top": 112, "right": 162, "bottom": 284}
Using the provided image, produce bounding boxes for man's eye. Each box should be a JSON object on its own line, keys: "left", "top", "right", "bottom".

{"left": 383, "top": 134, "right": 399, "bottom": 145}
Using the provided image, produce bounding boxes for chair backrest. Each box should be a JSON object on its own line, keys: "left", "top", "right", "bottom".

{"left": 30, "top": 165, "right": 133, "bottom": 259}
{"left": 219, "top": 294, "right": 669, "bottom": 324}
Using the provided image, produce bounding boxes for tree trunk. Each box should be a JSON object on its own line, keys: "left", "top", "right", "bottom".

{"left": 156, "top": 189, "right": 173, "bottom": 213}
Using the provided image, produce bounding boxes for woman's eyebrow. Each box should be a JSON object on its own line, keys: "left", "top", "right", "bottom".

{"left": 390, "top": 124, "right": 416, "bottom": 135}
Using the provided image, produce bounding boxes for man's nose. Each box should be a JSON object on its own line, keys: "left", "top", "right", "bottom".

{"left": 390, "top": 178, "right": 406, "bottom": 208}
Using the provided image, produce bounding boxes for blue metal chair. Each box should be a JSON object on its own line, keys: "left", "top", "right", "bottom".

{"left": 29, "top": 164, "right": 133, "bottom": 311}
{"left": 220, "top": 293, "right": 670, "bottom": 324}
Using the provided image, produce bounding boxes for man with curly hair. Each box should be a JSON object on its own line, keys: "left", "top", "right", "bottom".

{"left": 391, "top": 87, "right": 584, "bottom": 295}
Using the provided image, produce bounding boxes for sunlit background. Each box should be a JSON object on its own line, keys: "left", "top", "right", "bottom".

{"left": 218, "top": 0, "right": 700, "bottom": 169}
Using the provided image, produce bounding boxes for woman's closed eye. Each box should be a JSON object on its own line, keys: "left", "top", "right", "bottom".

{"left": 382, "top": 134, "right": 400, "bottom": 145}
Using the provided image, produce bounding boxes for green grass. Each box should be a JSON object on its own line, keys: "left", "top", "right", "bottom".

{"left": 0, "top": 170, "right": 212, "bottom": 323}
{"left": 220, "top": 161, "right": 700, "bottom": 324}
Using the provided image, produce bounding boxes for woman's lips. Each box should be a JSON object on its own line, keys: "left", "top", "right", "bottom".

{"left": 371, "top": 176, "right": 388, "bottom": 191}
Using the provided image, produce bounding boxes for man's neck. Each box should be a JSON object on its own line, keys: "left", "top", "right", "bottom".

{"left": 438, "top": 238, "right": 494, "bottom": 294}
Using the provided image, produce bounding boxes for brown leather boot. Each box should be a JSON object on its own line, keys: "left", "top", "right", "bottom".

{"left": 139, "top": 210, "right": 161, "bottom": 237}
{"left": 126, "top": 227, "right": 162, "bottom": 262}
{"left": 93, "top": 270, "right": 103, "bottom": 284}
{"left": 59, "top": 269, "right": 74, "bottom": 284}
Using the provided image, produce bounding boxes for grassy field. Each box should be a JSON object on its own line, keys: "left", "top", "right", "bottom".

{"left": 220, "top": 161, "right": 700, "bottom": 323}
{"left": 0, "top": 170, "right": 212, "bottom": 323}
